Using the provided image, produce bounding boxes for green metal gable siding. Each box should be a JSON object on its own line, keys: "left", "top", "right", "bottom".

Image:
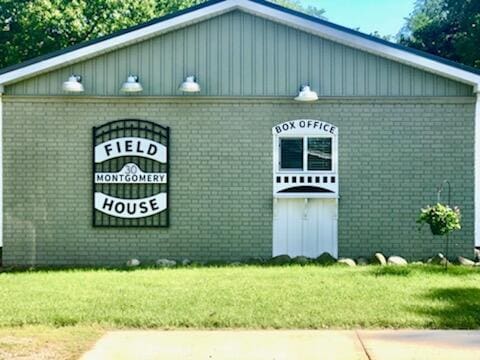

{"left": 5, "top": 10, "right": 474, "bottom": 97}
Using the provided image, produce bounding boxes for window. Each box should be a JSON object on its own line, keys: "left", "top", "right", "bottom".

{"left": 279, "top": 136, "right": 333, "bottom": 172}
{"left": 280, "top": 138, "right": 303, "bottom": 170}
{"left": 308, "top": 138, "right": 332, "bottom": 171}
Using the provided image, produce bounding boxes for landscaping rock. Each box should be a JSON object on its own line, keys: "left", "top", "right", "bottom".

{"left": 411, "top": 261, "right": 424, "bottom": 265}
{"left": 190, "top": 261, "right": 206, "bottom": 266}
{"left": 230, "top": 261, "right": 242, "bottom": 266}
{"left": 475, "top": 248, "right": 480, "bottom": 262}
{"left": 181, "top": 259, "right": 191, "bottom": 266}
{"left": 356, "top": 257, "right": 368, "bottom": 266}
{"left": 268, "top": 255, "right": 292, "bottom": 265}
{"left": 245, "top": 257, "right": 265, "bottom": 265}
{"left": 457, "top": 256, "right": 475, "bottom": 266}
{"left": 475, "top": 262, "right": 480, "bottom": 267}
{"left": 371, "top": 252, "right": 387, "bottom": 266}
{"left": 387, "top": 256, "right": 408, "bottom": 266}
{"left": 338, "top": 258, "right": 356, "bottom": 267}
{"left": 292, "top": 256, "right": 310, "bottom": 265}
{"left": 126, "top": 259, "right": 140, "bottom": 267}
{"left": 206, "top": 260, "right": 229, "bottom": 266}
{"left": 315, "top": 252, "right": 337, "bottom": 265}
{"left": 156, "top": 258, "right": 176, "bottom": 267}
{"left": 428, "top": 253, "right": 449, "bottom": 266}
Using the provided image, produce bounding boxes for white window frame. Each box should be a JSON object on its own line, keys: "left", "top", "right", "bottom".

{"left": 272, "top": 119, "right": 339, "bottom": 198}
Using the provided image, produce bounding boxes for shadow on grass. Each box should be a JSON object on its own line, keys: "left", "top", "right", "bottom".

{"left": 369, "top": 264, "right": 479, "bottom": 277}
{"left": 0, "top": 265, "right": 149, "bottom": 274}
{"left": 412, "top": 287, "right": 480, "bottom": 329}
{"left": 2, "top": 262, "right": 479, "bottom": 275}
{"left": 370, "top": 266, "right": 413, "bottom": 277}
{"left": 0, "top": 259, "right": 346, "bottom": 274}
{"left": 0, "top": 262, "right": 298, "bottom": 274}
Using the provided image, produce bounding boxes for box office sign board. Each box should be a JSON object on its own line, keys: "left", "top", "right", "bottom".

{"left": 93, "top": 119, "right": 169, "bottom": 227}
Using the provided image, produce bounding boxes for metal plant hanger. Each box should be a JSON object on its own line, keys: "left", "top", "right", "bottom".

{"left": 436, "top": 179, "right": 451, "bottom": 270}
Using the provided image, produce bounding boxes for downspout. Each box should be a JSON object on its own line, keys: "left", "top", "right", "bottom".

{"left": 475, "top": 89, "right": 480, "bottom": 248}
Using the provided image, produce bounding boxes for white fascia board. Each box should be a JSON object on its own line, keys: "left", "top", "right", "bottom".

{"left": 475, "top": 93, "right": 480, "bottom": 247}
{"left": 237, "top": 0, "right": 480, "bottom": 90}
{"left": 0, "top": 0, "right": 480, "bottom": 89}
{"left": 0, "top": 0, "right": 238, "bottom": 85}
{"left": 0, "top": 93, "right": 3, "bottom": 247}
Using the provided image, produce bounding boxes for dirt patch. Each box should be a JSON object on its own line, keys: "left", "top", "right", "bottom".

{"left": 0, "top": 326, "right": 104, "bottom": 360}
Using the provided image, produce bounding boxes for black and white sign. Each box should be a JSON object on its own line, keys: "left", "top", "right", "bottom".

{"left": 95, "top": 163, "right": 167, "bottom": 184}
{"left": 93, "top": 119, "right": 169, "bottom": 227}
{"left": 272, "top": 119, "right": 337, "bottom": 136}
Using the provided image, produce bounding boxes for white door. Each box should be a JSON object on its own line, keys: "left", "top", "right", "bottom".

{"left": 273, "top": 198, "right": 337, "bottom": 258}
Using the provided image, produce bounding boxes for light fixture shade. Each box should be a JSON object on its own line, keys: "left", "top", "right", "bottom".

{"left": 121, "top": 75, "right": 143, "bottom": 93}
{"left": 179, "top": 75, "right": 200, "bottom": 93}
{"left": 62, "top": 75, "right": 84, "bottom": 93}
{"left": 294, "top": 85, "right": 318, "bottom": 102}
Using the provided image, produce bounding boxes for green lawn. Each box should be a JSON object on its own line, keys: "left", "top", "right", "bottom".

{"left": 0, "top": 265, "right": 479, "bottom": 329}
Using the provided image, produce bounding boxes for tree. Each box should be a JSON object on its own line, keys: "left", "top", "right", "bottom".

{"left": 399, "top": 0, "right": 480, "bottom": 68}
{"left": 271, "top": 0, "right": 325, "bottom": 19}
{"left": 0, "top": 0, "right": 324, "bottom": 69}
{"left": 0, "top": 0, "right": 158, "bottom": 69}
{"left": 369, "top": 31, "right": 392, "bottom": 42}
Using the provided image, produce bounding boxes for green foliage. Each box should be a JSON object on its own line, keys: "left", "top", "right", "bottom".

{"left": 369, "top": 30, "right": 392, "bottom": 42}
{"left": 153, "top": 0, "right": 204, "bottom": 14}
{"left": 270, "top": 0, "right": 325, "bottom": 19}
{"left": 417, "top": 203, "right": 461, "bottom": 236}
{"left": 0, "top": 0, "right": 324, "bottom": 69}
{"left": 0, "top": 0, "right": 158, "bottom": 69}
{"left": 372, "top": 265, "right": 413, "bottom": 277}
{"left": 399, "top": 0, "right": 480, "bottom": 68}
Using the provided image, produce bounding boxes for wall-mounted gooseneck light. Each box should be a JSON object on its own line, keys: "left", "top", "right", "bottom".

{"left": 62, "top": 74, "right": 84, "bottom": 93}
{"left": 121, "top": 75, "right": 143, "bottom": 93}
{"left": 294, "top": 84, "right": 318, "bottom": 102}
{"left": 179, "top": 75, "right": 200, "bottom": 93}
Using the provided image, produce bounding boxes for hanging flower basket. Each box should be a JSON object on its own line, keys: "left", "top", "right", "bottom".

{"left": 429, "top": 223, "right": 443, "bottom": 236}
{"left": 417, "top": 203, "right": 461, "bottom": 236}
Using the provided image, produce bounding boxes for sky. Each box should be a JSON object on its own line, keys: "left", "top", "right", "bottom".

{"left": 301, "top": 0, "right": 416, "bottom": 38}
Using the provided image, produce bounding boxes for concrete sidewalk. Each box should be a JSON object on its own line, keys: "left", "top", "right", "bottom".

{"left": 81, "top": 330, "right": 480, "bottom": 360}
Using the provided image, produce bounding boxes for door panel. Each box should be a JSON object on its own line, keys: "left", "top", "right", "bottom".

{"left": 273, "top": 198, "right": 337, "bottom": 258}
